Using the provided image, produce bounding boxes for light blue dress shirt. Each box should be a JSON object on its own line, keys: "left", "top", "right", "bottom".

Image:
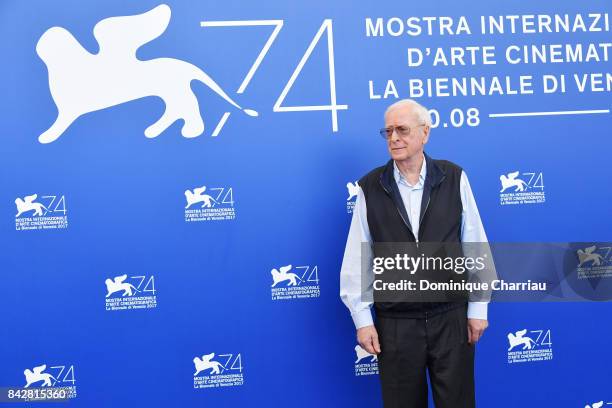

{"left": 340, "top": 155, "right": 489, "bottom": 329}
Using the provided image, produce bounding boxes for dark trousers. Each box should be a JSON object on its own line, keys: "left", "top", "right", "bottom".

{"left": 375, "top": 305, "right": 475, "bottom": 408}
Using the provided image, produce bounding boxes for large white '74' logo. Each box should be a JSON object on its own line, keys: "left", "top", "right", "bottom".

{"left": 201, "top": 19, "right": 348, "bottom": 135}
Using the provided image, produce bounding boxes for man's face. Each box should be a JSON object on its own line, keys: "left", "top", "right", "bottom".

{"left": 384, "top": 107, "right": 429, "bottom": 162}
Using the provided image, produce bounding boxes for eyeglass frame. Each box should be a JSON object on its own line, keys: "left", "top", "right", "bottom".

{"left": 379, "top": 124, "right": 427, "bottom": 140}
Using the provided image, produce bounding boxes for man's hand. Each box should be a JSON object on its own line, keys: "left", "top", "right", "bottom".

{"left": 357, "top": 325, "right": 381, "bottom": 355}
{"left": 467, "top": 318, "right": 488, "bottom": 344}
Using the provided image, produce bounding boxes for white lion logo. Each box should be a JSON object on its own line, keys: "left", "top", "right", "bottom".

{"left": 36, "top": 4, "right": 258, "bottom": 144}
{"left": 354, "top": 345, "right": 377, "bottom": 364}
{"left": 24, "top": 364, "right": 56, "bottom": 388}
{"left": 577, "top": 246, "right": 604, "bottom": 267}
{"left": 499, "top": 171, "right": 528, "bottom": 193}
{"left": 185, "top": 186, "right": 218, "bottom": 209}
{"left": 585, "top": 402, "right": 604, "bottom": 408}
{"left": 507, "top": 329, "right": 536, "bottom": 351}
{"left": 15, "top": 194, "right": 47, "bottom": 217}
{"left": 193, "top": 353, "right": 223, "bottom": 376}
{"left": 270, "top": 264, "right": 301, "bottom": 287}
{"left": 346, "top": 181, "right": 359, "bottom": 201}
{"left": 105, "top": 274, "right": 138, "bottom": 297}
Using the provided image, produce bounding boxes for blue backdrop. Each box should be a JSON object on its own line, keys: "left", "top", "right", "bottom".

{"left": 1, "top": 1, "right": 611, "bottom": 407}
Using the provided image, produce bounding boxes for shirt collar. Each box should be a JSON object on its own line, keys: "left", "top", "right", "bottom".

{"left": 393, "top": 154, "right": 427, "bottom": 187}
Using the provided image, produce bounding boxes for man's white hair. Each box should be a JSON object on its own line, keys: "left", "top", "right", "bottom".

{"left": 384, "top": 99, "right": 432, "bottom": 127}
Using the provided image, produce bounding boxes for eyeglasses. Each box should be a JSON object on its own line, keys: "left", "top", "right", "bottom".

{"left": 379, "top": 124, "right": 426, "bottom": 140}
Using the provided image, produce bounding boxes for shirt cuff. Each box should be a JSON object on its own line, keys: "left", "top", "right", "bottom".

{"left": 351, "top": 309, "right": 374, "bottom": 329}
{"left": 467, "top": 302, "right": 488, "bottom": 320}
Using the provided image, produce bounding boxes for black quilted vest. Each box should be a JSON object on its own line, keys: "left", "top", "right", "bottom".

{"left": 358, "top": 153, "right": 467, "bottom": 318}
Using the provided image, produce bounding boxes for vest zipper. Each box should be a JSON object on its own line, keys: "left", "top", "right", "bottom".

{"left": 379, "top": 179, "right": 416, "bottom": 245}
{"left": 417, "top": 195, "right": 431, "bottom": 243}
{"left": 417, "top": 174, "right": 445, "bottom": 243}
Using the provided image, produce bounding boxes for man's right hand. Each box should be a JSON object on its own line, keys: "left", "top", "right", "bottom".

{"left": 357, "top": 325, "right": 381, "bottom": 355}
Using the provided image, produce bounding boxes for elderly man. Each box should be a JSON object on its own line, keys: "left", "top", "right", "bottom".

{"left": 340, "top": 99, "right": 489, "bottom": 408}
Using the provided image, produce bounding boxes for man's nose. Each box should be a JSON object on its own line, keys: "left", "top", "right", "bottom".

{"left": 390, "top": 129, "right": 400, "bottom": 143}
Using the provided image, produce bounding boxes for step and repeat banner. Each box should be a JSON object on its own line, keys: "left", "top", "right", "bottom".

{"left": 1, "top": 0, "right": 611, "bottom": 407}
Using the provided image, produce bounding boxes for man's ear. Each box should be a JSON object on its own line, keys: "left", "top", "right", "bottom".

{"left": 422, "top": 126, "right": 430, "bottom": 144}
